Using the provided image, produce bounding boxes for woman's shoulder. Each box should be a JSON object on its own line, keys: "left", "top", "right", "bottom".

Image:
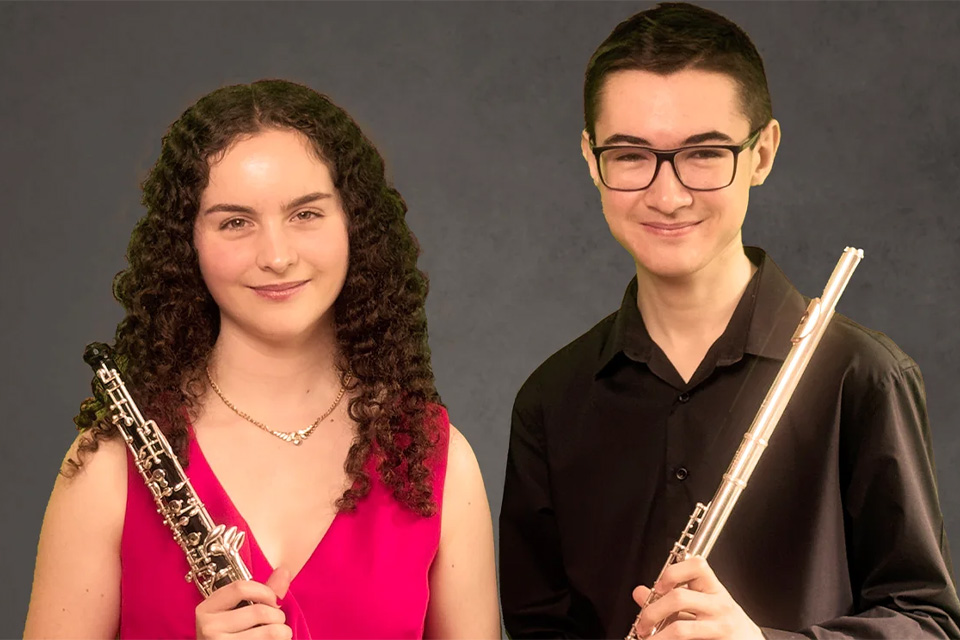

{"left": 445, "top": 423, "right": 472, "bottom": 474}
{"left": 54, "top": 431, "right": 128, "bottom": 523}
{"left": 420, "top": 403, "right": 476, "bottom": 486}
{"left": 439, "top": 418, "right": 486, "bottom": 517}
{"left": 23, "top": 432, "right": 127, "bottom": 637}
{"left": 60, "top": 431, "right": 128, "bottom": 490}
{"left": 60, "top": 429, "right": 127, "bottom": 470}
{"left": 426, "top": 415, "right": 499, "bottom": 637}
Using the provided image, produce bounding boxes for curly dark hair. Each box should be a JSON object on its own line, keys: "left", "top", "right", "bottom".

{"left": 70, "top": 79, "right": 443, "bottom": 516}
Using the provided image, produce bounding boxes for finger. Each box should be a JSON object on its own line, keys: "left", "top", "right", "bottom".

{"left": 632, "top": 584, "right": 653, "bottom": 606}
{"left": 208, "top": 603, "right": 286, "bottom": 634}
{"left": 657, "top": 557, "right": 724, "bottom": 595}
{"left": 265, "top": 566, "right": 293, "bottom": 600}
{"left": 656, "top": 619, "right": 720, "bottom": 640}
{"left": 636, "top": 588, "right": 720, "bottom": 637}
{"left": 198, "top": 580, "right": 281, "bottom": 613}
{"left": 232, "top": 623, "right": 294, "bottom": 639}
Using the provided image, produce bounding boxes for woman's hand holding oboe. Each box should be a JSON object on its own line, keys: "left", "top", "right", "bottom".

{"left": 195, "top": 567, "right": 292, "bottom": 639}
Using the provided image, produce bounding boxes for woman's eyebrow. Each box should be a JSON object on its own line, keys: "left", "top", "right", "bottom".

{"left": 283, "top": 191, "right": 332, "bottom": 210}
{"left": 202, "top": 191, "right": 333, "bottom": 216}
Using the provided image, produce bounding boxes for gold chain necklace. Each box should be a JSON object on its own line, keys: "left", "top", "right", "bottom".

{"left": 205, "top": 368, "right": 347, "bottom": 446}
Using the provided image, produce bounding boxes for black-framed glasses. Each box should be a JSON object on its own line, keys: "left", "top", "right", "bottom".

{"left": 591, "top": 126, "right": 764, "bottom": 192}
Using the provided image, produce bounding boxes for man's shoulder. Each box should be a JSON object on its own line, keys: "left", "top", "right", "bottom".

{"left": 826, "top": 312, "right": 920, "bottom": 387}
{"left": 515, "top": 310, "right": 618, "bottom": 409}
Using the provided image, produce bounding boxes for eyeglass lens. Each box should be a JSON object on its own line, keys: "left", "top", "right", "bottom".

{"left": 599, "top": 147, "right": 736, "bottom": 190}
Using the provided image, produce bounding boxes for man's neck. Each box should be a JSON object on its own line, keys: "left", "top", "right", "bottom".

{"left": 635, "top": 243, "right": 756, "bottom": 381}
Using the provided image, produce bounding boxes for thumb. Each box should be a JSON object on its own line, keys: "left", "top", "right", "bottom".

{"left": 266, "top": 566, "right": 292, "bottom": 601}
{"left": 632, "top": 585, "right": 653, "bottom": 607}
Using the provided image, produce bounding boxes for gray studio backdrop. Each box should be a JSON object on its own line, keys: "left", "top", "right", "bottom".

{"left": 2, "top": 1, "right": 958, "bottom": 635}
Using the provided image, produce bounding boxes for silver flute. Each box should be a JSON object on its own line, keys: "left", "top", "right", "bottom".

{"left": 626, "top": 247, "right": 864, "bottom": 639}
{"left": 83, "top": 342, "right": 253, "bottom": 600}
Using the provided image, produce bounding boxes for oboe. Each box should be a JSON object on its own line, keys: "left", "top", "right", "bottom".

{"left": 626, "top": 247, "right": 864, "bottom": 639}
{"left": 83, "top": 342, "right": 253, "bottom": 601}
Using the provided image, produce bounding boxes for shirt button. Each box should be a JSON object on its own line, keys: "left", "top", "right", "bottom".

{"left": 678, "top": 392, "right": 691, "bottom": 403}
{"left": 674, "top": 466, "right": 689, "bottom": 481}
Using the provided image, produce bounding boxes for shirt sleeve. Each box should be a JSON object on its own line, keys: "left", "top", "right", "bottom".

{"left": 762, "top": 362, "right": 960, "bottom": 639}
{"left": 499, "top": 380, "right": 586, "bottom": 638}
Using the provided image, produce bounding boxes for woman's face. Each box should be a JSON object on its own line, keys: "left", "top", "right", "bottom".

{"left": 193, "top": 128, "right": 350, "bottom": 346}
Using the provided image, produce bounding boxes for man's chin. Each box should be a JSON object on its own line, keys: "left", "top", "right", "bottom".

{"left": 630, "top": 250, "right": 705, "bottom": 281}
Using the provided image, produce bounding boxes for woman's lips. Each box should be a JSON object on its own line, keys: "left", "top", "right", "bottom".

{"left": 250, "top": 280, "right": 310, "bottom": 300}
{"left": 641, "top": 221, "right": 701, "bottom": 237}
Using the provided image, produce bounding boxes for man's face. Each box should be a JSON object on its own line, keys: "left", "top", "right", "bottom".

{"left": 581, "top": 68, "right": 779, "bottom": 280}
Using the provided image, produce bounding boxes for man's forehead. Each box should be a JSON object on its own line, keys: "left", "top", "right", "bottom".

{"left": 594, "top": 68, "right": 750, "bottom": 144}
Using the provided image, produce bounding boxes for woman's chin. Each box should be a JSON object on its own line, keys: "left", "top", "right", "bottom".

{"left": 221, "top": 318, "right": 334, "bottom": 349}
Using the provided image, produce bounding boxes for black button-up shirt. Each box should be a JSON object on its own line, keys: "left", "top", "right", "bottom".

{"left": 500, "top": 248, "right": 960, "bottom": 638}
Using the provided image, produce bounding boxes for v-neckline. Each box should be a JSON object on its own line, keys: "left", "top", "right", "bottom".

{"left": 187, "top": 425, "right": 344, "bottom": 587}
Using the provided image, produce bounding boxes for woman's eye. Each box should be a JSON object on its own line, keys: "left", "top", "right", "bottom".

{"left": 295, "top": 210, "right": 321, "bottom": 221}
{"left": 220, "top": 218, "right": 248, "bottom": 231}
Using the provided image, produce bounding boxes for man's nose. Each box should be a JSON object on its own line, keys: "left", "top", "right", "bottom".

{"left": 643, "top": 158, "right": 693, "bottom": 215}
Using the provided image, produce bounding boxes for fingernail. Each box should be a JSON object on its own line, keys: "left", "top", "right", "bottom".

{"left": 276, "top": 596, "right": 284, "bottom": 607}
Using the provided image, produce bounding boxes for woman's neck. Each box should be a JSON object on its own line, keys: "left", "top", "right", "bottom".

{"left": 206, "top": 317, "right": 343, "bottom": 408}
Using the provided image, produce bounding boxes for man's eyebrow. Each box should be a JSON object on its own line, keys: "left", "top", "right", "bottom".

{"left": 683, "top": 130, "right": 736, "bottom": 145}
{"left": 203, "top": 191, "right": 333, "bottom": 216}
{"left": 599, "top": 130, "right": 736, "bottom": 147}
{"left": 601, "top": 133, "right": 653, "bottom": 146}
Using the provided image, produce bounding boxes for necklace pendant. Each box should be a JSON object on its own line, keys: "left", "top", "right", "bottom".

{"left": 205, "top": 367, "right": 348, "bottom": 448}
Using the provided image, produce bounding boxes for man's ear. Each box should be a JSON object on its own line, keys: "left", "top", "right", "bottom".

{"left": 581, "top": 130, "right": 601, "bottom": 188}
{"left": 751, "top": 119, "right": 782, "bottom": 186}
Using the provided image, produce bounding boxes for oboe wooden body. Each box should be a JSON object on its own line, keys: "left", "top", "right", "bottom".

{"left": 83, "top": 342, "right": 253, "bottom": 600}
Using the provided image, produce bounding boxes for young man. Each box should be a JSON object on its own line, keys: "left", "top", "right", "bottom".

{"left": 499, "top": 3, "right": 960, "bottom": 638}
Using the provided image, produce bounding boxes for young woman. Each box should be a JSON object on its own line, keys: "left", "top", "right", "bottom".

{"left": 24, "top": 79, "right": 500, "bottom": 639}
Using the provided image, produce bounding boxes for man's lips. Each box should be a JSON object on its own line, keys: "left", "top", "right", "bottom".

{"left": 640, "top": 220, "right": 700, "bottom": 238}
{"left": 639, "top": 220, "right": 701, "bottom": 237}
{"left": 641, "top": 221, "right": 701, "bottom": 230}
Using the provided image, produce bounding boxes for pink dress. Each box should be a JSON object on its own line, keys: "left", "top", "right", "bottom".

{"left": 119, "top": 406, "right": 450, "bottom": 639}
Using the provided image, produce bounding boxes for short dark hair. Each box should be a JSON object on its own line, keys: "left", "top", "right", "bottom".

{"left": 584, "top": 2, "right": 772, "bottom": 141}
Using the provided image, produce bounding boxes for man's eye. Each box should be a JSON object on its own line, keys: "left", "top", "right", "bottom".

{"left": 295, "top": 210, "right": 322, "bottom": 221}
{"left": 611, "top": 151, "right": 650, "bottom": 163}
{"left": 689, "top": 149, "right": 725, "bottom": 160}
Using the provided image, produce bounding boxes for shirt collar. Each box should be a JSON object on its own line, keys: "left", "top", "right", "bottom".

{"left": 596, "top": 247, "right": 808, "bottom": 378}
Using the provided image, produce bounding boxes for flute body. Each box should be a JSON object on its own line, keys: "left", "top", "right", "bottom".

{"left": 626, "top": 247, "right": 864, "bottom": 639}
